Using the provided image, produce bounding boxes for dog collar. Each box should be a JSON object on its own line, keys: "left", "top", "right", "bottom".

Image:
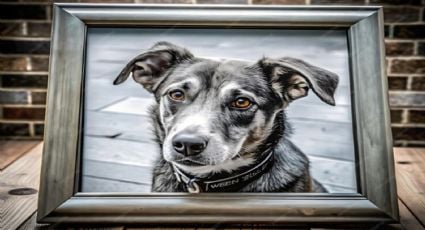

{"left": 171, "top": 149, "right": 274, "bottom": 193}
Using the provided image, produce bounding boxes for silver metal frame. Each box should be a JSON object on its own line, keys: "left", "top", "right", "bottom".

{"left": 38, "top": 4, "right": 398, "bottom": 226}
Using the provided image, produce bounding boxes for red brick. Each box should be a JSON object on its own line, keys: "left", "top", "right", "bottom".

{"left": 0, "top": 122, "right": 30, "bottom": 136}
{"left": 384, "top": 25, "right": 390, "bottom": 38}
{"left": 390, "top": 59, "right": 425, "bottom": 74}
{"left": 30, "top": 56, "right": 49, "bottom": 71}
{"left": 34, "top": 123, "right": 44, "bottom": 136}
{"left": 390, "top": 109, "right": 403, "bottom": 123}
{"left": 27, "top": 22, "right": 52, "bottom": 37}
{"left": 409, "top": 109, "right": 425, "bottom": 123}
{"left": 0, "top": 40, "right": 50, "bottom": 54}
{"left": 0, "top": 4, "right": 48, "bottom": 20}
{"left": 392, "top": 126, "right": 425, "bottom": 141}
{"left": 0, "top": 22, "right": 25, "bottom": 37}
{"left": 411, "top": 77, "right": 425, "bottom": 91}
{"left": 393, "top": 25, "right": 425, "bottom": 39}
{"left": 383, "top": 7, "right": 420, "bottom": 23}
{"left": 0, "top": 56, "right": 29, "bottom": 71}
{"left": 389, "top": 91, "right": 425, "bottom": 107}
{"left": 0, "top": 90, "right": 28, "bottom": 104}
{"left": 0, "top": 74, "right": 48, "bottom": 88}
{"left": 0, "top": 22, "right": 51, "bottom": 38}
{"left": 385, "top": 41, "right": 414, "bottom": 56}
{"left": 3, "top": 107, "right": 45, "bottom": 120}
{"left": 388, "top": 76, "right": 408, "bottom": 90}
{"left": 418, "top": 42, "right": 425, "bottom": 56}
{"left": 31, "top": 91, "right": 47, "bottom": 105}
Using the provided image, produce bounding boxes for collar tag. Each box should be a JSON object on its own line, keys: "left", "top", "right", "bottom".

{"left": 187, "top": 178, "right": 201, "bottom": 193}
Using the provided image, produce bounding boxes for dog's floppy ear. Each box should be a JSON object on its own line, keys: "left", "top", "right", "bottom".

{"left": 259, "top": 57, "right": 339, "bottom": 106}
{"left": 113, "top": 41, "right": 194, "bottom": 92}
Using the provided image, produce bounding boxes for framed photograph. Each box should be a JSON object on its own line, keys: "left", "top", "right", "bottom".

{"left": 38, "top": 4, "right": 398, "bottom": 226}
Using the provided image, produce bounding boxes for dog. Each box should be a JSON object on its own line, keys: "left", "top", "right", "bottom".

{"left": 113, "top": 41, "right": 338, "bottom": 193}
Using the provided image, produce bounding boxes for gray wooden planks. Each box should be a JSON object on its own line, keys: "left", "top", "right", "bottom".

{"left": 83, "top": 136, "right": 159, "bottom": 167}
{"left": 294, "top": 139, "right": 355, "bottom": 161}
{"left": 83, "top": 176, "right": 151, "bottom": 193}
{"left": 290, "top": 119, "right": 354, "bottom": 145}
{"left": 287, "top": 102, "right": 352, "bottom": 123}
{"left": 83, "top": 160, "right": 153, "bottom": 186}
{"left": 309, "top": 156, "right": 356, "bottom": 191}
{"left": 84, "top": 110, "right": 154, "bottom": 140}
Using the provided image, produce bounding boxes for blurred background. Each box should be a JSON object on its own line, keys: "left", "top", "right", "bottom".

{"left": 0, "top": 0, "right": 424, "bottom": 148}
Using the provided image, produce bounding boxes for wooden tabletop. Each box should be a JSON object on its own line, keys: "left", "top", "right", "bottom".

{"left": 0, "top": 140, "right": 424, "bottom": 230}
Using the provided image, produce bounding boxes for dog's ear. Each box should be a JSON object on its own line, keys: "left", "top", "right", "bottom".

{"left": 259, "top": 57, "right": 339, "bottom": 106}
{"left": 113, "top": 41, "right": 194, "bottom": 92}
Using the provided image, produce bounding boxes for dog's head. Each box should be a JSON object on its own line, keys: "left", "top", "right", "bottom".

{"left": 114, "top": 42, "right": 338, "bottom": 175}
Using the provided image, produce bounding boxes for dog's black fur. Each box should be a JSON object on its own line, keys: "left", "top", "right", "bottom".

{"left": 114, "top": 41, "right": 338, "bottom": 193}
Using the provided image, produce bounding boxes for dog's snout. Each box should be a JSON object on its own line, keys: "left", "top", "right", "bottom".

{"left": 172, "top": 134, "right": 208, "bottom": 156}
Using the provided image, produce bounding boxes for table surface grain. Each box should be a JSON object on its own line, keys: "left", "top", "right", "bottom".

{"left": 0, "top": 141, "right": 424, "bottom": 230}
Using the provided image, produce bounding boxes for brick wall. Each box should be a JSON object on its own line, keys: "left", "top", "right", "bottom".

{"left": 0, "top": 0, "right": 424, "bottom": 147}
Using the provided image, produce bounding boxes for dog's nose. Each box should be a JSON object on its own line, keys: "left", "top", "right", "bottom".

{"left": 172, "top": 134, "right": 208, "bottom": 156}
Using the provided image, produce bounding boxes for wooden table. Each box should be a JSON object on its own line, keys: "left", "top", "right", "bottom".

{"left": 1, "top": 140, "right": 424, "bottom": 230}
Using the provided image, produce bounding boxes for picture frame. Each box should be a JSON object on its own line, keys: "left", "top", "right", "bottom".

{"left": 38, "top": 3, "right": 398, "bottom": 226}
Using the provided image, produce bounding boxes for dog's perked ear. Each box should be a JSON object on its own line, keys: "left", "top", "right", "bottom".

{"left": 259, "top": 57, "right": 339, "bottom": 106}
{"left": 113, "top": 41, "right": 194, "bottom": 92}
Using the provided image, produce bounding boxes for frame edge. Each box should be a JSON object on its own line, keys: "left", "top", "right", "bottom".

{"left": 37, "top": 4, "right": 87, "bottom": 221}
{"left": 348, "top": 8, "right": 399, "bottom": 221}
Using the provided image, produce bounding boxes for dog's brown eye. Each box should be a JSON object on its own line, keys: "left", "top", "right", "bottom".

{"left": 168, "top": 90, "right": 185, "bottom": 101}
{"left": 231, "top": 97, "right": 252, "bottom": 109}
